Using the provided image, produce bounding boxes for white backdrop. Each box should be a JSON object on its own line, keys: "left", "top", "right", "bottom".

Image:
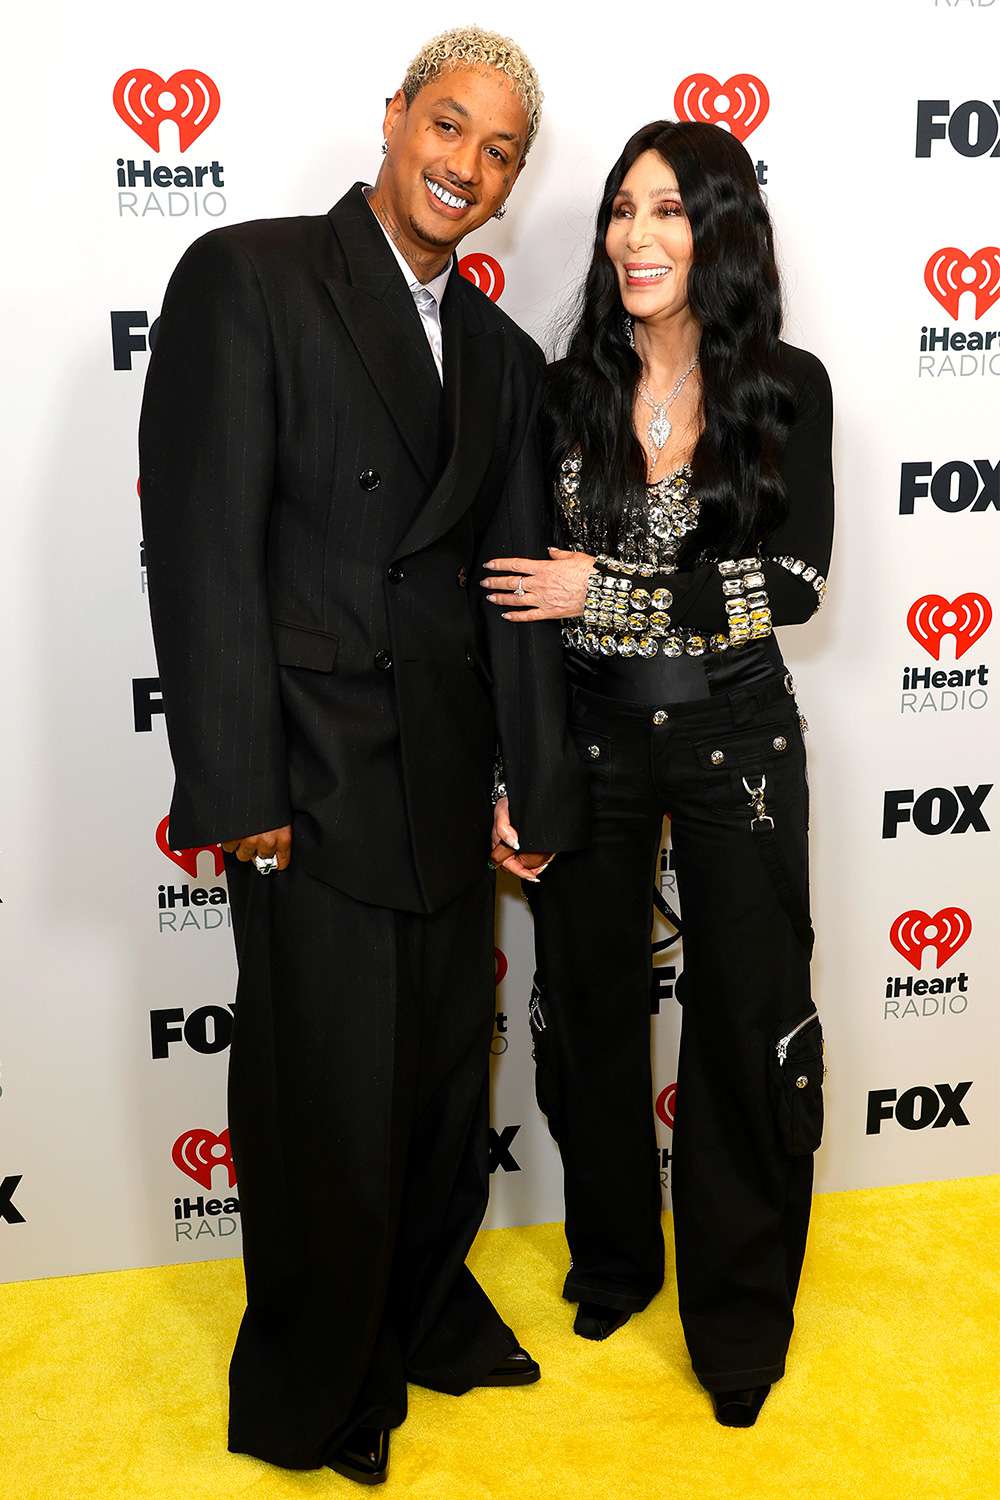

{"left": 2, "top": 0, "right": 997, "bottom": 1283}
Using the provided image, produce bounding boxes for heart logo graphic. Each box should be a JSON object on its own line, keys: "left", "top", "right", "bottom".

{"left": 494, "top": 948, "right": 509, "bottom": 986}
{"left": 889, "top": 908, "right": 971, "bottom": 971}
{"left": 155, "top": 815, "right": 224, "bottom": 878}
{"left": 655, "top": 1082, "right": 677, "bottom": 1129}
{"left": 458, "top": 253, "right": 505, "bottom": 303}
{"left": 924, "top": 247, "right": 1000, "bottom": 320}
{"left": 906, "top": 593, "right": 992, "bottom": 660}
{"left": 171, "top": 1127, "right": 235, "bottom": 1190}
{"left": 674, "top": 74, "right": 770, "bottom": 141}
{"left": 113, "top": 69, "right": 221, "bottom": 153}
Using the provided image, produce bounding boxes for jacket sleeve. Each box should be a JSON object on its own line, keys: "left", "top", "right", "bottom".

{"left": 583, "top": 352, "right": 835, "bottom": 643}
{"left": 138, "top": 229, "right": 289, "bottom": 848}
{"left": 477, "top": 358, "right": 591, "bottom": 853}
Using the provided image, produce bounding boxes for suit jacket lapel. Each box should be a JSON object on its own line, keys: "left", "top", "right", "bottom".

{"left": 324, "top": 185, "right": 442, "bottom": 481}
{"left": 392, "top": 276, "right": 503, "bottom": 561}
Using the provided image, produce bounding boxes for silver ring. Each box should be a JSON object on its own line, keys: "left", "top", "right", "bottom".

{"left": 515, "top": 577, "right": 525, "bottom": 598}
{"left": 253, "top": 854, "right": 279, "bottom": 876}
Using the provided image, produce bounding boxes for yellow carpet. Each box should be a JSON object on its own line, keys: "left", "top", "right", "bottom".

{"left": 3, "top": 1177, "right": 997, "bottom": 1500}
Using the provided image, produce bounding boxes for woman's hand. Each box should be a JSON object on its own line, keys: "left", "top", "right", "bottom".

{"left": 490, "top": 796, "right": 555, "bottom": 883}
{"left": 492, "top": 795, "right": 519, "bottom": 854}
{"left": 481, "top": 548, "right": 595, "bottom": 622}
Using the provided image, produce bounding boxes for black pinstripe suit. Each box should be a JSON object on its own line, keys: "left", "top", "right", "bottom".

{"left": 139, "top": 184, "right": 589, "bottom": 1468}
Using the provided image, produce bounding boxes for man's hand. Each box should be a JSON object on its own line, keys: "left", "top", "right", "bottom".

{"left": 491, "top": 797, "right": 553, "bottom": 883}
{"left": 222, "top": 825, "right": 293, "bottom": 870}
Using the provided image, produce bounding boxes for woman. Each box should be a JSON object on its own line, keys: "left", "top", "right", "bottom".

{"left": 482, "top": 120, "right": 833, "bottom": 1427}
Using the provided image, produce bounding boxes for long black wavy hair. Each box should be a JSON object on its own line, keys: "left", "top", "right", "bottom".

{"left": 546, "top": 120, "right": 795, "bottom": 567}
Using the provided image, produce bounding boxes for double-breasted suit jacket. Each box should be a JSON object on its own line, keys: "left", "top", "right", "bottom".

{"left": 139, "top": 183, "right": 589, "bottom": 911}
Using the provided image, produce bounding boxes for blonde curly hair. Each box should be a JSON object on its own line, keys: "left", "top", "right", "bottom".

{"left": 401, "top": 25, "right": 543, "bottom": 155}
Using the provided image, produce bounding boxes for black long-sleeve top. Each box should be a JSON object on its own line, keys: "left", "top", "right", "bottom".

{"left": 555, "top": 340, "right": 834, "bottom": 702}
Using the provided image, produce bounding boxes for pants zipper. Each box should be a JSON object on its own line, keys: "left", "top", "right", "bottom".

{"left": 776, "top": 1009, "right": 819, "bottom": 1066}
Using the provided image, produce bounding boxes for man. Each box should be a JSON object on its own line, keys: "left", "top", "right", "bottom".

{"left": 139, "top": 25, "right": 588, "bottom": 1484}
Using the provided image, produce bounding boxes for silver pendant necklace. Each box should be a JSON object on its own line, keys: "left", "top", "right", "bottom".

{"left": 637, "top": 353, "right": 699, "bottom": 470}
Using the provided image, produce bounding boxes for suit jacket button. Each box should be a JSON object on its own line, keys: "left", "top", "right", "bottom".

{"left": 387, "top": 565, "right": 404, "bottom": 584}
{"left": 457, "top": 567, "right": 468, "bottom": 588}
{"left": 374, "top": 650, "right": 393, "bottom": 671}
{"left": 465, "top": 649, "right": 474, "bottom": 666}
{"left": 359, "top": 469, "right": 380, "bottom": 491}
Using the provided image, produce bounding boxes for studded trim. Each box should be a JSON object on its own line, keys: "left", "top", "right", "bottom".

{"left": 767, "top": 555, "right": 828, "bottom": 609}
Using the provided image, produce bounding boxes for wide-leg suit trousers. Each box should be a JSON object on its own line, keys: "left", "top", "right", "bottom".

{"left": 527, "top": 672, "right": 825, "bottom": 1392}
{"left": 223, "top": 856, "right": 515, "bottom": 1470}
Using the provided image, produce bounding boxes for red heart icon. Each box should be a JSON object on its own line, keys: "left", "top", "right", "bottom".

{"left": 494, "top": 948, "right": 509, "bottom": 986}
{"left": 155, "top": 815, "right": 224, "bottom": 878}
{"left": 655, "top": 1082, "right": 677, "bottom": 1129}
{"left": 171, "top": 1127, "right": 235, "bottom": 1190}
{"left": 113, "top": 69, "right": 221, "bottom": 153}
{"left": 458, "top": 253, "right": 505, "bottom": 302}
{"left": 924, "top": 247, "right": 1000, "bottom": 321}
{"left": 674, "top": 74, "right": 770, "bottom": 141}
{"left": 889, "top": 908, "right": 971, "bottom": 971}
{"left": 906, "top": 593, "right": 992, "bottom": 660}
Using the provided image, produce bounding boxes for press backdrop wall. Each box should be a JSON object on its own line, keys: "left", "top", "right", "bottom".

{"left": 3, "top": 0, "right": 997, "bottom": 1282}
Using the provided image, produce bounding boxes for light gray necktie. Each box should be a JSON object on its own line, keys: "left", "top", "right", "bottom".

{"left": 413, "top": 286, "right": 443, "bottom": 383}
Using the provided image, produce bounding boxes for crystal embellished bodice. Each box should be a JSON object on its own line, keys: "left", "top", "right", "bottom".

{"left": 554, "top": 449, "right": 788, "bottom": 696}
{"left": 556, "top": 453, "right": 701, "bottom": 570}
{"left": 548, "top": 358, "right": 832, "bottom": 701}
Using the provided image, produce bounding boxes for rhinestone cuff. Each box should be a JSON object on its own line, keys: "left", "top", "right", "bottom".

{"left": 583, "top": 556, "right": 674, "bottom": 636}
{"left": 716, "top": 556, "right": 772, "bottom": 645}
{"left": 491, "top": 751, "right": 507, "bottom": 807}
{"left": 575, "top": 551, "right": 775, "bottom": 659}
{"left": 767, "top": 555, "right": 828, "bottom": 609}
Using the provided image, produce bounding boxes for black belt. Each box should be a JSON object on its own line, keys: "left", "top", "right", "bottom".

{"left": 570, "top": 669, "right": 798, "bottom": 736}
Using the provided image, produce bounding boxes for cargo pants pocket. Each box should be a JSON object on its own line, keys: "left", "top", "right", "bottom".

{"left": 768, "top": 1009, "right": 825, "bottom": 1155}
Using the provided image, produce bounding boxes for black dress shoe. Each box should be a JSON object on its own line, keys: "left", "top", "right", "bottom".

{"left": 326, "top": 1426, "right": 390, "bottom": 1485}
{"left": 477, "top": 1345, "right": 541, "bottom": 1386}
{"left": 711, "top": 1385, "right": 771, "bottom": 1428}
{"left": 573, "top": 1301, "right": 632, "bottom": 1341}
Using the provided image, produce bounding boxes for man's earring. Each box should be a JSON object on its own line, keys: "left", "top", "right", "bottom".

{"left": 494, "top": 203, "right": 507, "bottom": 220}
{"left": 623, "top": 313, "right": 635, "bottom": 349}
{"left": 381, "top": 140, "right": 388, "bottom": 155}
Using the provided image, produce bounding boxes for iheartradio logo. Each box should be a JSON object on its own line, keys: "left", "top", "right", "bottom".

{"left": 674, "top": 74, "right": 769, "bottom": 141}
{"left": 458, "top": 252, "right": 505, "bottom": 302}
{"left": 655, "top": 1082, "right": 677, "bottom": 1128}
{"left": 114, "top": 69, "right": 220, "bottom": 153}
{"left": 494, "top": 948, "right": 508, "bottom": 985}
{"left": 924, "top": 247, "right": 1000, "bottom": 321}
{"left": 889, "top": 908, "right": 971, "bottom": 971}
{"left": 155, "top": 815, "right": 224, "bottom": 878}
{"left": 906, "top": 594, "right": 992, "bottom": 660}
{"left": 171, "top": 1128, "right": 235, "bottom": 1190}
